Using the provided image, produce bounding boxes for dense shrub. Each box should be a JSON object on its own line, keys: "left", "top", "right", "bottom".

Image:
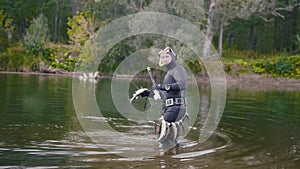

{"left": 220, "top": 48, "right": 300, "bottom": 78}
{"left": 252, "top": 56, "right": 300, "bottom": 78}
{"left": 48, "top": 52, "right": 75, "bottom": 71}
{"left": 185, "top": 59, "right": 204, "bottom": 74}
{"left": 23, "top": 13, "right": 50, "bottom": 56}
{"left": 0, "top": 44, "right": 40, "bottom": 71}
{"left": 0, "top": 42, "right": 76, "bottom": 72}
{"left": 222, "top": 48, "right": 260, "bottom": 59}
{"left": 46, "top": 43, "right": 75, "bottom": 71}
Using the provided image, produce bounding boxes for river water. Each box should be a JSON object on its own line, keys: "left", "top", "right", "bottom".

{"left": 1, "top": 73, "right": 300, "bottom": 168}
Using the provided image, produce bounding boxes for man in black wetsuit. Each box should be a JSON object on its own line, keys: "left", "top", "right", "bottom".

{"left": 152, "top": 47, "right": 188, "bottom": 123}
{"left": 131, "top": 47, "right": 188, "bottom": 142}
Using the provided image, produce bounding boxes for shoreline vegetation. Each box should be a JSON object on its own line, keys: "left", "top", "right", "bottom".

{"left": 1, "top": 1, "right": 300, "bottom": 90}
{"left": 1, "top": 43, "right": 299, "bottom": 91}
{"left": 1, "top": 68, "right": 300, "bottom": 91}
{"left": 1, "top": 1, "right": 300, "bottom": 91}
{"left": 2, "top": 43, "right": 299, "bottom": 83}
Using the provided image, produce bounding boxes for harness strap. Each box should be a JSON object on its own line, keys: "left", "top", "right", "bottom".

{"left": 165, "top": 97, "right": 187, "bottom": 107}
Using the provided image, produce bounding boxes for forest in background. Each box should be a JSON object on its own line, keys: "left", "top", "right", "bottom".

{"left": 0, "top": 0, "right": 300, "bottom": 78}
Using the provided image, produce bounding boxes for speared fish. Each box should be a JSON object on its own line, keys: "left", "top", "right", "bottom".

{"left": 129, "top": 88, "right": 149, "bottom": 104}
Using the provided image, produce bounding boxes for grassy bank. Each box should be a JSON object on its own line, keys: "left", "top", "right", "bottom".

{"left": 220, "top": 55, "right": 300, "bottom": 79}
{"left": 1, "top": 43, "right": 300, "bottom": 79}
{"left": 0, "top": 43, "right": 74, "bottom": 72}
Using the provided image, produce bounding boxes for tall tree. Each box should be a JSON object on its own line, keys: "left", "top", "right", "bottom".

{"left": 67, "top": 11, "right": 96, "bottom": 50}
{"left": 203, "top": 0, "right": 216, "bottom": 58}
{"left": 23, "top": 13, "right": 50, "bottom": 56}
{"left": 204, "top": 0, "right": 300, "bottom": 56}
{"left": 50, "top": 0, "right": 66, "bottom": 42}
{"left": 0, "top": 10, "right": 14, "bottom": 51}
{"left": 0, "top": 10, "right": 14, "bottom": 42}
{"left": 43, "top": 0, "right": 72, "bottom": 43}
{"left": 0, "top": 0, "right": 43, "bottom": 39}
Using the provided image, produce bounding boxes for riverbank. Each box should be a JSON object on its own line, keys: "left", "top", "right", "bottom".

{"left": 194, "top": 73, "right": 300, "bottom": 91}
{"left": 1, "top": 71, "right": 300, "bottom": 91}
{"left": 224, "top": 74, "right": 300, "bottom": 91}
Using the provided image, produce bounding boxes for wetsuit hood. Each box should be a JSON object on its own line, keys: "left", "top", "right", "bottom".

{"left": 159, "top": 47, "right": 177, "bottom": 68}
{"left": 164, "top": 57, "right": 177, "bottom": 70}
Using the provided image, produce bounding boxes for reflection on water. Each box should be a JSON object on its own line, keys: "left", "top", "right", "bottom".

{"left": 0, "top": 74, "right": 300, "bottom": 168}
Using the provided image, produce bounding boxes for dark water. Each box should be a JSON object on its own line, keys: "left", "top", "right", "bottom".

{"left": 1, "top": 74, "right": 300, "bottom": 168}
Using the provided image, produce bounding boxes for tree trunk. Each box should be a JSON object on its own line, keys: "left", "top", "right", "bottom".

{"left": 228, "top": 31, "right": 234, "bottom": 48}
{"left": 71, "top": 0, "right": 80, "bottom": 16}
{"left": 273, "top": 18, "right": 280, "bottom": 52}
{"left": 203, "top": 0, "right": 216, "bottom": 58}
{"left": 283, "top": 12, "right": 290, "bottom": 53}
{"left": 291, "top": 9, "right": 297, "bottom": 52}
{"left": 54, "top": 1, "right": 60, "bottom": 43}
{"left": 248, "top": 21, "right": 255, "bottom": 50}
{"left": 7, "top": 31, "right": 12, "bottom": 43}
{"left": 218, "top": 20, "right": 224, "bottom": 56}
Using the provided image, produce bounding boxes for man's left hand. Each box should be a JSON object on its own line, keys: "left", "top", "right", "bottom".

{"left": 152, "top": 84, "right": 162, "bottom": 90}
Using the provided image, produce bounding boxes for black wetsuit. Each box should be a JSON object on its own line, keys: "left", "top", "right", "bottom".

{"left": 159, "top": 59, "right": 187, "bottom": 123}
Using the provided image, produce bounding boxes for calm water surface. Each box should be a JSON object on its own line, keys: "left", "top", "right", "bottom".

{"left": 1, "top": 74, "right": 300, "bottom": 168}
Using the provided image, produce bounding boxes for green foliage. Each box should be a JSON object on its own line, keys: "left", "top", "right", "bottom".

{"left": 98, "top": 41, "right": 135, "bottom": 74}
{"left": 74, "top": 38, "right": 98, "bottom": 71}
{"left": 67, "top": 12, "right": 94, "bottom": 48}
{"left": 0, "top": 41, "right": 75, "bottom": 72}
{"left": 216, "top": 0, "right": 267, "bottom": 19}
{"left": 222, "top": 48, "right": 259, "bottom": 59}
{"left": 0, "top": 36, "right": 9, "bottom": 52}
{"left": 0, "top": 0, "right": 40, "bottom": 39}
{"left": 48, "top": 53, "right": 75, "bottom": 71}
{"left": 275, "top": 57, "right": 293, "bottom": 76}
{"left": 185, "top": 59, "right": 204, "bottom": 74}
{"left": 23, "top": 13, "right": 50, "bottom": 56}
{"left": 233, "top": 55, "right": 300, "bottom": 78}
{"left": 296, "top": 33, "right": 300, "bottom": 53}
{"left": 43, "top": 0, "right": 72, "bottom": 42}
{"left": 0, "top": 0, "right": 72, "bottom": 43}
{"left": 89, "top": 0, "right": 128, "bottom": 21}
{"left": 251, "top": 56, "right": 300, "bottom": 78}
{"left": 66, "top": 11, "right": 101, "bottom": 72}
{"left": 221, "top": 50, "right": 300, "bottom": 78}
{"left": 0, "top": 9, "right": 14, "bottom": 51}
{"left": 221, "top": 59, "right": 251, "bottom": 75}
{"left": 1, "top": 0, "right": 300, "bottom": 77}
{"left": 141, "top": 38, "right": 155, "bottom": 48}
{"left": 0, "top": 43, "right": 40, "bottom": 71}
{"left": 252, "top": 62, "right": 265, "bottom": 74}
{"left": 46, "top": 43, "right": 75, "bottom": 71}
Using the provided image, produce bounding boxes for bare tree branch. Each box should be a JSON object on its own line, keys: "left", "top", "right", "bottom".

{"left": 127, "top": 0, "right": 145, "bottom": 12}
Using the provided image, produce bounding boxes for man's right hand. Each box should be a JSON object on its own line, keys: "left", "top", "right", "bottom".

{"left": 140, "top": 90, "right": 150, "bottom": 97}
{"left": 129, "top": 88, "right": 150, "bottom": 104}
